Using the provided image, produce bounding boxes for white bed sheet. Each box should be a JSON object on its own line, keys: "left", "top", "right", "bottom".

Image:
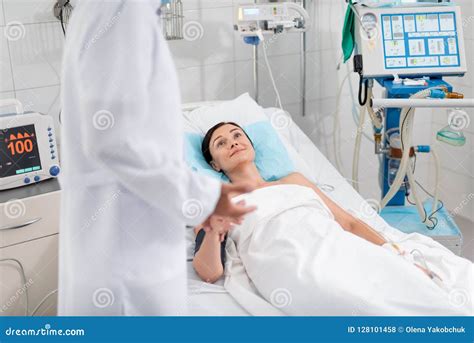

{"left": 185, "top": 106, "right": 401, "bottom": 316}
{"left": 186, "top": 262, "right": 249, "bottom": 316}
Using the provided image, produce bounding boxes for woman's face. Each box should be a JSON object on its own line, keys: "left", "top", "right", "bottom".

{"left": 208, "top": 124, "right": 255, "bottom": 174}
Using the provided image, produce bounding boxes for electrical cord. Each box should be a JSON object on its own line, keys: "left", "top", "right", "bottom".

{"left": 59, "top": 1, "right": 67, "bottom": 36}
{"left": 405, "top": 189, "right": 443, "bottom": 229}
{"left": 404, "top": 153, "right": 443, "bottom": 229}
{"left": 415, "top": 180, "right": 444, "bottom": 217}
{"left": 394, "top": 107, "right": 412, "bottom": 201}
{"left": 261, "top": 40, "right": 283, "bottom": 110}
{"left": 333, "top": 69, "right": 353, "bottom": 172}
{"left": 31, "top": 289, "right": 58, "bottom": 316}
{"left": 332, "top": 65, "right": 374, "bottom": 176}
{"left": 414, "top": 177, "right": 444, "bottom": 228}
{"left": 358, "top": 75, "right": 368, "bottom": 106}
{"left": 0, "top": 258, "right": 29, "bottom": 315}
{"left": 0, "top": 258, "right": 59, "bottom": 315}
{"left": 59, "top": 0, "right": 72, "bottom": 37}
{"left": 401, "top": 111, "right": 442, "bottom": 228}
{"left": 400, "top": 107, "right": 412, "bottom": 152}
{"left": 60, "top": 6, "right": 66, "bottom": 35}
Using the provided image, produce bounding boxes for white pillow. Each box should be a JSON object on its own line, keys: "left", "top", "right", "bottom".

{"left": 183, "top": 93, "right": 267, "bottom": 134}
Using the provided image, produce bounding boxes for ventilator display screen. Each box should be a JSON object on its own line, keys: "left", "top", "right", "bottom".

{"left": 0, "top": 124, "right": 42, "bottom": 178}
{"left": 381, "top": 11, "right": 460, "bottom": 70}
{"left": 243, "top": 8, "right": 259, "bottom": 16}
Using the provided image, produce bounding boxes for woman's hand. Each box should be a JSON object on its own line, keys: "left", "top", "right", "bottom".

{"left": 209, "top": 215, "right": 234, "bottom": 242}
{"left": 198, "top": 199, "right": 250, "bottom": 241}
{"left": 202, "top": 182, "right": 256, "bottom": 233}
{"left": 212, "top": 182, "right": 256, "bottom": 219}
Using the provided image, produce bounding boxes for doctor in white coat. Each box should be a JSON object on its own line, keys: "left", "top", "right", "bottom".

{"left": 59, "top": 0, "right": 254, "bottom": 315}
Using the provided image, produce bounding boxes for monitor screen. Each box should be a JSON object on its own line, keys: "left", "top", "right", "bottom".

{"left": 381, "top": 11, "right": 460, "bottom": 70}
{"left": 243, "top": 8, "right": 260, "bottom": 17}
{"left": 0, "top": 124, "right": 42, "bottom": 178}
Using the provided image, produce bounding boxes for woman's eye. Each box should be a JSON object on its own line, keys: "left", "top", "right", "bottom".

{"left": 217, "top": 140, "right": 225, "bottom": 147}
{"left": 234, "top": 132, "right": 241, "bottom": 138}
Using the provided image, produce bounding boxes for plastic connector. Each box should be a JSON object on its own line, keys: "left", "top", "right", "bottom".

{"left": 374, "top": 133, "right": 386, "bottom": 154}
{"left": 416, "top": 145, "right": 430, "bottom": 153}
{"left": 373, "top": 124, "right": 383, "bottom": 134}
{"left": 446, "top": 91, "right": 464, "bottom": 99}
{"left": 243, "top": 36, "right": 260, "bottom": 45}
{"left": 439, "top": 86, "right": 464, "bottom": 99}
{"left": 429, "top": 89, "right": 446, "bottom": 99}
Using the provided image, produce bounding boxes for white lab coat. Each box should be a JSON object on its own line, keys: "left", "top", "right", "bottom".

{"left": 58, "top": 0, "right": 221, "bottom": 315}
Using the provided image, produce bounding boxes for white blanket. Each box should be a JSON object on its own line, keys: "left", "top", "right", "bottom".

{"left": 223, "top": 184, "right": 473, "bottom": 316}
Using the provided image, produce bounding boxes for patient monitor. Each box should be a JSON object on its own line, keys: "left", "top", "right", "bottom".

{"left": 0, "top": 99, "right": 60, "bottom": 191}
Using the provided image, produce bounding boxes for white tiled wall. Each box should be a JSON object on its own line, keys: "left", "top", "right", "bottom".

{"left": 1, "top": 0, "right": 472, "bottom": 223}
{"left": 0, "top": 0, "right": 63, "bottom": 134}
{"left": 169, "top": 0, "right": 308, "bottom": 111}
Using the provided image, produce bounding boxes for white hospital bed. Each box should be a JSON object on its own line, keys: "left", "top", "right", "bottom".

{"left": 182, "top": 101, "right": 395, "bottom": 316}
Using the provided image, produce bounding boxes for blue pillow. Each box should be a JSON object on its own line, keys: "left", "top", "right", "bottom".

{"left": 184, "top": 121, "right": 294, "bottom": 182}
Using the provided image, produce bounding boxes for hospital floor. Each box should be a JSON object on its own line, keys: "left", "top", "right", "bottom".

{"left": 457, "top": 216, "right": 474, "bottom": 262}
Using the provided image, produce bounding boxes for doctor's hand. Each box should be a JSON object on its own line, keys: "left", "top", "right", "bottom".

{"left": 202, "top": 183, "right": 256, "bottom": 232}
{"left": 209, "top": 215, "right": 234, "bottom": 242}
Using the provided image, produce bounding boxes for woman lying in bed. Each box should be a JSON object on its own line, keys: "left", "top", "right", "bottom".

{"left": 193, "top": 122, "right": 433, "bottom": 283}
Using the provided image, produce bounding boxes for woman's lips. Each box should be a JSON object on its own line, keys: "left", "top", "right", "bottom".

{"left": 230, "top": 148, "right": 245, "bottom": 157}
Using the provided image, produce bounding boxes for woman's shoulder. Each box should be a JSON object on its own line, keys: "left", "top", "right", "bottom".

{"left": 279, "top": 172, "right": 306, "bottom": 183}
{"left": 277, "top": 172, "right": 314, "bottom": 188}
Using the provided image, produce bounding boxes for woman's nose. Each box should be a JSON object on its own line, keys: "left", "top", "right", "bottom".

{"left": 231, "top": 141, "right": 239, "bottom": 148}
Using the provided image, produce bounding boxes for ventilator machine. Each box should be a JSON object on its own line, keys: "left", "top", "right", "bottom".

{"left": 346, "top": 0, "right": 473, "bottom": 245}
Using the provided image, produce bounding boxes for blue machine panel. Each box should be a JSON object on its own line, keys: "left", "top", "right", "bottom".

{"left": 376, "top": 78, "right": 452, "bottom": 207}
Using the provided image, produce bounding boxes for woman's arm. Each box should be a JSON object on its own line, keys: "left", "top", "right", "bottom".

{"left": 286, "top": 173, "right": 387, "bottom": 246}
{"left": 192, "top": 215, "right": 232, "bottom": 283}
{"left": 345, "top": 216, "right": 387, "bottom": 246}
{"left": 193, "top": 229, "right": 224, "bottom": 283}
